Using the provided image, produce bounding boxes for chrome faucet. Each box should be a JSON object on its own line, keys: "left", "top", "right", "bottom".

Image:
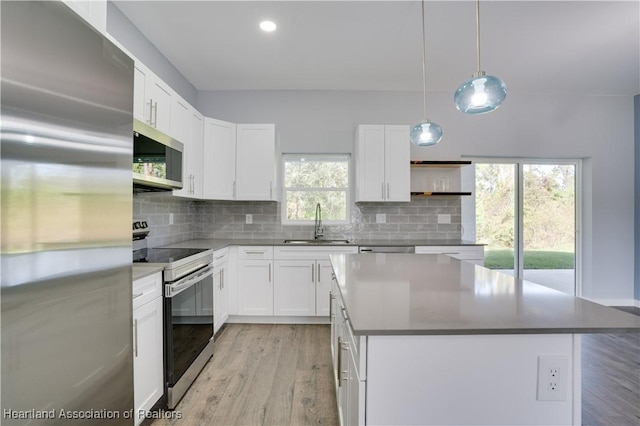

{"left": 314, "top": 203, "right": 324, "bottom": 240}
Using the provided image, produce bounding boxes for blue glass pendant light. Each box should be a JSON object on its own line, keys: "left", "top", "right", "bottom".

{"left": 454, "top": 0, "right": 506, "bottom": 115}
{"left": 410, "top": 0, "right": 442, "bottom": 147}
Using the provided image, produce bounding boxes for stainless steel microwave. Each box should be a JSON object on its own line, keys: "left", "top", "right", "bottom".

{"left": 133, "top": 119, "right": 183, "bottom": 191}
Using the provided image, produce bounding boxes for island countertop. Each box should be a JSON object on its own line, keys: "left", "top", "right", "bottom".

{"left": 329, "top": 253, "right": 640, "bottom": 336}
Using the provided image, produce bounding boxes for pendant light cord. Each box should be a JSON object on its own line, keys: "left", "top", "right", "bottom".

{"left": 421, "top": 0, "right": 427, "bottom": 120}
{"left": 475, "top": 0, "right": 482, "bottom": 73}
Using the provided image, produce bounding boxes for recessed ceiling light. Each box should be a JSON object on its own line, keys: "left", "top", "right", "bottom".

{"left": 259, "top": 20, "right": 277, "bottom": 32}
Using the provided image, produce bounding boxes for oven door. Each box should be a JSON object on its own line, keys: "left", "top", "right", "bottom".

{"left": 164, "top": 264, "right": 214, "bottom": 408}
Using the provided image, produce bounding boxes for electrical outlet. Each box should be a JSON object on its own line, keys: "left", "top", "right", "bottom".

{"left": 245, "top": 214, "right": 253, "bottom": 224}
{"left": 437, "top": 214, "right": 451, "bottom": 224}
{"left": 376, "top": 214, "right": 386, "bottom": 224}
{"left": 537, "top": 356, "right": 568, "bottom": 401}
{"left": 169, "top": 213, "right": 174, "bottom": 225}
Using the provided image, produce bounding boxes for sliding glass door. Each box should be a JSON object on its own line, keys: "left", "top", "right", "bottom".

{"left": 475, "top": 164, "right": 517, "bottom": 274}
{"left": 475, "top": 160, "right": 579, "bottom": 295}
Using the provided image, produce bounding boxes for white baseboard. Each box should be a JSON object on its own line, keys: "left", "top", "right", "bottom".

{"left": 227, "top": 315, "right": 330, "bottom": 325}
{"left": 579, "top": 297, "right": 640, "bottom": 307}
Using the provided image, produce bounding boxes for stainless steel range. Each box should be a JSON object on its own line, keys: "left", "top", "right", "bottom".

{"left": 133, "top": 220, "right": 214, "bottom": 409}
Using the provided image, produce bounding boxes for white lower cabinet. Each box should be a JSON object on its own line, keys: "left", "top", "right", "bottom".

{"left": 132, "top": 271, "right": 163, "bottom": 426}
{"left": 237, "top": 246, "right": 274, "bottom": 316}
{"left": 274, "top": 260, "right": 317, "bottom": 316}
{"left": 274, "top": 246, "right": 358, "bottom": 317}
{"left": 415, "top": 245, "right": 485, "bottom": 265}
{"left": 331, "top": 279, "right": 366, "bottom": 426}
{"left": 315, "top": 259, "right": 335, "bottom": 316}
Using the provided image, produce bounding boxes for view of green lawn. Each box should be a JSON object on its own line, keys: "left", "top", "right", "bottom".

{"left": 484, "top": 250, "right": 575, "bottom": 269}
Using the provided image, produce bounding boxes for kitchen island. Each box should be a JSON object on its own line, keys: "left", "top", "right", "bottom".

{"left": 329, "top": 253, "right": 640, "bottom": 426}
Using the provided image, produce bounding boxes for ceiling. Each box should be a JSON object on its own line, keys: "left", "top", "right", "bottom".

{"left": 113, "top": 1, "right": 640, "bottom": 96}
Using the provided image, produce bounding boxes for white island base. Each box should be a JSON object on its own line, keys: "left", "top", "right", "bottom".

{"left": 362, "top": 333, "right": 579, "bottom": 426}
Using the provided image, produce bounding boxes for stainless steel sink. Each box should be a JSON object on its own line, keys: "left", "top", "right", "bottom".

{"left": 283, "top": 239, "right": 350, "bottom": 245}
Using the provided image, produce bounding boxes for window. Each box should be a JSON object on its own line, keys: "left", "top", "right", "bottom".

{"left": 282, "top": 154, "right": 350, "bottom": 224}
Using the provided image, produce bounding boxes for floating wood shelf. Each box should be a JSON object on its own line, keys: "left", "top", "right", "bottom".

{"left": 410, "top": 160, "right": 472, "bottom": 168}
{"left": 410, "top": 192, "right": 472, "bottom": 197}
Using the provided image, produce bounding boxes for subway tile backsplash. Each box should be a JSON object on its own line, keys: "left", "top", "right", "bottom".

{"left": 133, "top": 193, "right": 200, "bottom": 247}
{"left": 134, "top": 193, "right": 462, "bottom": 247}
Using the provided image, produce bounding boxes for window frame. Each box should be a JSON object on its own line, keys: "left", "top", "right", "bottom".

{"left": 281, "top": 153, "right": 351, "bottom": 226}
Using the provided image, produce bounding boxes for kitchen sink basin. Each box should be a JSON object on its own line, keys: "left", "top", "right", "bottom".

{"left": 283, "top": 239, "right": 350, "bottom": 245}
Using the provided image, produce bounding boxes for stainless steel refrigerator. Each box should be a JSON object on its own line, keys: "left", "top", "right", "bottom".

{"left": 1, "top": 2, "right": 134, "bottom": 424}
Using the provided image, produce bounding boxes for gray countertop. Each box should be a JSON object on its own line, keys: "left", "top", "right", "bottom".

{"left": 329, "top": 253, "right": 640, "bottom": 336}
{"left": 132, "top": 265, "right": 164, "bottom": 281}
{"left": 159, "top": 238, "right": 481, "bottom": 251}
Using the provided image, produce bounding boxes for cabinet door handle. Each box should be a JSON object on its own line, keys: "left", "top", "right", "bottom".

{"left": 339, "top": 339, "right": 349, "bottom": 385}
{"left": 133, "top": 319, "right": 138, "bottom": 358}
{"left": 317, "top": 263, "right": 321, "bottom": 282}
{"left": 269, "top": 181, "right": 273, "bottom": 199}
{"left": 221, "top": 268, "right": 224, "bottom": 289}
{"left": 387, "top": 182, "right": 390, "bottom": 199}
{"left": 337, "top": 336, "right": 343, "bottom": 387}
{"left": 153, "top": 100, "right": 158, "bottom": 128}
{"left": 233, "top": 181, "right": 236, "bottom": 199}
{"left": 381, "top": 182, "right": 385, "bottom": 199}
{"left": 132, "top": 293, "right": 144, "bottom": 300}
{"left": 329, "top": 291, "right": 336, "bottom": 319}
{"left": 329, "top": 291, "right": 332, "bottom": 318}
{"left": 311, "top": 263, "right": 314, "bottom": 282}
{"left": 268, "top": 263, "right": 271, "bottom": 282}
{"left": 147, "top": 98, "right": 153, "bottom": 125}
{"left": 341, "top": 307, "right": 348, "bottom": 322}
{"left": 245, "top": 251, "right": 266, "bottom": 255}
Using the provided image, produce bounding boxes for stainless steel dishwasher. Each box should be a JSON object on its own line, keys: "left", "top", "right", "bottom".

{"left": 358, "top": 246, "right": 415, "bottom": 253}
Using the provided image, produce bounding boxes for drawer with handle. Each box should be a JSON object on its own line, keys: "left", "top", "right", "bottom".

{"left": 132, "top": 270, "right": 162, "bottom": 310}
{"left": 237, "top": 246, "right": 273, "bottom": 260}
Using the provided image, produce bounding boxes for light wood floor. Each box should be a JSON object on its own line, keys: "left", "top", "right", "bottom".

{"left": 582, "top": 332, "right": 640, "bottom": 426}
{"left": 154, "top": 322, "right": 639, "bottom": 426}
{"left": 153, "top": 324, "right": 338, "bottom": 426}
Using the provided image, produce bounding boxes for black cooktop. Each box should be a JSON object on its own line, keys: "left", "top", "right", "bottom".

{"left": 133, "top": 247, "right": 208, "bottom": 264}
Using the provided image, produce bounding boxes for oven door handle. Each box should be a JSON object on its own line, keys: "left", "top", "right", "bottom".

{"left": 165, "top": 264, "right": 214, "bottom": 298}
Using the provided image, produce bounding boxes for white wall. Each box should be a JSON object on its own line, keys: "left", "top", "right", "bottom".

{"left": 198, "top": 90, "right": 636, "bottom": 303}
{"left": 106, "top": 1, "right": 197, "bottom": 105}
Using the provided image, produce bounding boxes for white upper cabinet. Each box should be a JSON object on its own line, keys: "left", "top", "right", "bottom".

{"left": 62, "top": 0, "right": 106, "bottom": 34}
{"left": 189, "top": 111, "right": 205, "bottom": 198}
{"left": 355, "top": 125, "right": 410, "bottom": 202}
{"left": 133, "top": 63, "right": 148, "bottom": 122}
{"left": 133, "top": 61, "right": 172, "bottom": 135}
{"left": 235, "top": 124, "right": 277, "bottom": 201}
{"left": 203, "top": 118, "right": 237, "bottom": 200}
{"left": 173, "top": 101, "right": 204, "bottom": 199}
{"left": 170, "top": 96, "right": 190, "bottom": 144}
{"left": 202, "top": 121, "right": 277, "bottom": 201}
{"left": 383, "top": 126, "right": 411, "bottom": 201}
